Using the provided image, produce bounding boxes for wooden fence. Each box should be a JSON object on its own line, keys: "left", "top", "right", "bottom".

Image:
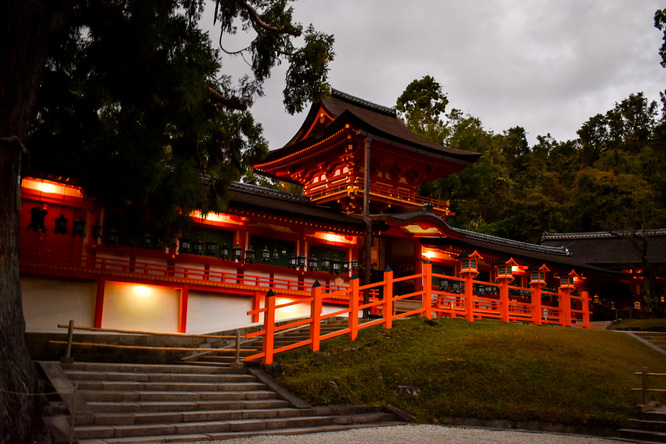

{"left": 245, "top": 262, "right": 591, "bottom": 364}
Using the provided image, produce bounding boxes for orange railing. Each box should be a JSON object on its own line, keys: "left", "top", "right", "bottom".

{"left": 245, "top": 262, "right": 591, "bottom": 364}
{"left": 19, "top": 248, "right": 346, "bottom": 294}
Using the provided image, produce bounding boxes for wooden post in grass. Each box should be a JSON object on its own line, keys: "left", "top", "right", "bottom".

{"left": 581, "top": 290, "right": 591, "bottom": 328}
{"left": 263, "top": 290, "right": 276, "bottom": 365}
{"left": 423, "top": 260, "right": 433, "bottom": 320}
{"left": 464, "top": 273, "right": 475, "bottom": 323}
{"left": 349, "top": 274, "right": 359, "bottom": 340}
{"left": 383, "top": 267, "right": 394, "bottom": 329}
{"left": 310, "top": 281, "right": 322, "bottom": 353}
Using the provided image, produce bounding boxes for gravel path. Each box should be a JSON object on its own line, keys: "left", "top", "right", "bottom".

{"left": 191, "top": 425, "right": 618, "bottom": 444}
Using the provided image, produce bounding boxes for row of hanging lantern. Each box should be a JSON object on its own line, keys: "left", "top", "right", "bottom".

{"left": 27, "top": 206, "right": 88, "bottom": 237}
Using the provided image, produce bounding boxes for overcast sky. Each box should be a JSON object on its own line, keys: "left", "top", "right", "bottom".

{"left": 205, "top": 0, "right": 666, "bottom": 148}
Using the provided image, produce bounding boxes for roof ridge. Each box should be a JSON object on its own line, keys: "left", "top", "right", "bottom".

{"left": 331, "top": 89, "right": 397, "bottom": 117}
{"left": 542, "top": 229, "right": 666, "bottom": 241}
{"left": 452, "top": 226, "right": 570, "bottom": 256}
{"left": 230, "top": 182, "right": 312, "bottom": 204}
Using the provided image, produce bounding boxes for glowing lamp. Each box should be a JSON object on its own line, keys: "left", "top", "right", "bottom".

{"left": 262, "top": 246, "right": 271, "bottom": 262}
{"left": 331, "top": 258, "right": 342, "bottom": 274}
{"left": 351, "top": 258, "right": 359, "bottom": 271}
{"left": 288, "top": 255, "right": 298, "bottom": 268}
{"left": 342, "top": 261, "right": 350, "bottom": 274}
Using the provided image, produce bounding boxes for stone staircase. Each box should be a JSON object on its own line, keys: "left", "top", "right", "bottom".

{"left": 182, "top": 317, "right": 351, "bottom": 367}
{"left": 615, "top": 409, "right": 666, "bottom": 443}
{"left": 633, "top": 332, "right": 666, "bottom": 352}
{"left": 40, "top": 360, "right": 407, "bottom": 443}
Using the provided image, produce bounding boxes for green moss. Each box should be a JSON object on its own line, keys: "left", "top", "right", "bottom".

{"left": 271, "top": 318, "right": 666, "bottom": 428}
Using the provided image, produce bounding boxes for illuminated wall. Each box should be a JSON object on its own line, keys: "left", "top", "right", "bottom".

{"left": 22, "top": 277, "right": 96, "bottom": 332}
{"left": 102, "top": 282, "right": 179, "bottom": 332}
{"left": 186, "top": 291, "right": 259, "bottom": 334}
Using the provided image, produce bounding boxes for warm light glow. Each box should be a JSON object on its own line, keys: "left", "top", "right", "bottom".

{"left": 511, "top": 265, "right": 519, "bottom": 272}
{"left": 190, "top": 210, "right": 238, "bottom": 225}
{"left": 133, "top": 285, "right": 153, "bottom": 298}
{"left": 313, "top": 231, "right": 357, "bottom": 245}
{"left": 423, "top": 250, "right": 435, "bottom": 259}
{"left": 22, "top": 177, "right": 83, "bottom": 198}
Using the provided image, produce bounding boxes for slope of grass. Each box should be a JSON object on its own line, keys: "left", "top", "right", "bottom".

{"left": 269, "top": 317, "right": 666, "bottom": 429}
{"left": 608, "top": 318, "right": 666, "bottom": 331}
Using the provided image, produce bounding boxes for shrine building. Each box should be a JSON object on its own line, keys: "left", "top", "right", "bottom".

{"left": 18, "top": 89, "right": 648, "bottom": 335}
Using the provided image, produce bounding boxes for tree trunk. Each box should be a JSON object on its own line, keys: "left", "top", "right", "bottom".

{"left": 0, "top": 1, "right": 74, "bottom": 442}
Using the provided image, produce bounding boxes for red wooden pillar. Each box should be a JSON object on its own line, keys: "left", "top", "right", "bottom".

{"left": 499, "top": 279, "right": 510, "bottom": 323}
{"left": 581, "top": 290, "right": 591, "bottom": 329}
{"left": 349, "top": 275, "right": 359, "bottom": 340}
{"left": 383, "top": 267, "right": 394, "bottom": 330}
{"left": 422, "top": 260, "right": 433, "bottom": 320}
{"left": 251, "top": 291, "right": 263, "bottom": 323}
{"left": 464, "top": 273, "right": 475, "bottom": 322}
{"left": 93, "top": 278, "right": 106, "bottom": 328}
{"left": 558, "top": 289, "right": 571, "bottom": 326}
{"left": 310, "top": 281, "right": 322, "bottom": 353}
{"left": 531, "top": 285, "right": 543, "bottom": 325}
{"left": 263, "top": 290, "right": 276, "bottom": 365}
{"left": 179, "top": 286, "right": 189, "bottom": 333}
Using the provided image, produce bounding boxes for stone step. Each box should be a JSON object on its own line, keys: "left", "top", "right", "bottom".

{"left": 616, "top": 428, "right": 666, "bottom": 443}
{"left": 79, "top": 389, "right": 279, "bottom": 403}
{"left": 90, "top": 407, "right": 304, "bottom": 425}
{"left": 63, "top": 362, "right": 244, "bottom": 374}
{"left": 88, "top": 398, "right": 290, "bottom": 413}
{"left": 75, "top": 412, "right": 398, "bottom": 440}
{"left": 78, "top": 420, "right": 404, "bottom": 444}
{"left": 71, "top": 380, "right": 267, "bottom": 392}
{"left": 64, "top": 369, "right": 256, "bottom": 383}
{"left": 628, "top": 418, "right": 666, "bottom": 433}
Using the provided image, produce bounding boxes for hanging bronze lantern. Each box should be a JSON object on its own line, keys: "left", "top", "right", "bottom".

{"left": 192, "top": 239, "right": 204, "bottom": 255}
{"left": 220, "top": 244, "right": 230, "bottom": 260}
{"left": 27, "top": 207, "right": 48, "bottom": 233}
{"left": 54, "top": 214, "right": 68, "bottom": 234}
{"left": 106, "top": 228, "right": 119, "bottom": 248}
{"left": 205, "top": 240, "right": 217, "bottom": 256}
{"left": 73, "top": 218, "right": 86, "bottom": 237}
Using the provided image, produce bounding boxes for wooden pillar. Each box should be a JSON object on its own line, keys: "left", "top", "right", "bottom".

{"left": 558, "top": 289, "right": 571, "bottom": 327}
{"left": 178, "top": 286, "right": 189, "bottom": 333}
{"left": 531, "top": 285, "right": 542, "bottom": 325}
{"left": 464, "top": 273, "right": 475, "bottom": 323}
{"left": 581, "top": 290, "right": 591, "bottom": 329}
{"left": 383, "top": 266, "right": 394, "bottom": 329}
{"left": 310, "top": 281, "right": 322, "bottom": 353}
{"left": 93, "top": 278, "right": 105, "bottom": 328}
{"left": 263, "top": 290, "right": 276, "bottom": 365}
{"left": 251, "top": 291, "right": 263, "bottom": 323}
{"left": 499, "top": 279, "right": 510, "bottom": 323}
{"left": 422, "top": 260, "right": 433, "bottom": 320}
{"left": 349, "top": 274, "right": 360, "bottom": 340}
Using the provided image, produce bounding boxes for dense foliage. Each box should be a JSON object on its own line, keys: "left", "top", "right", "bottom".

{"left": 402, "top": 77, "right": 666, "bottom": 244}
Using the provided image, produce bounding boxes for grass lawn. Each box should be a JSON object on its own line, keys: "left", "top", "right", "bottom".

{"left": 269, "top": 317, "right": 666, "bottom": 429}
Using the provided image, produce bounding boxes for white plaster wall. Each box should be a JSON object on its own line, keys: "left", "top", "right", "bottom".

{"left": 22, "top": 277, "right": 96, "bottom": 333}
{"left": 186, "top": 291, "right": 259, "bottom": 334}
{"left": 101, "top": 282, "right": 179, "bottom": 332}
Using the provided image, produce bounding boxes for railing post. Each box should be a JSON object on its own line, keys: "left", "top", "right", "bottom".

{"left": 499, "top": 280, "right": 510, "bottom": 323}
{"left": 423, "top": 260, "right": 433, "bottom": 320}
{"left": 642, "top": 366, "right": 649, "bottom": 405}
{"left": 464, "top": 274, "right": 474, "bottom": 323}
{"left": 581, "top": 290, "right": 591, "bottom": 328}
{"left": 234, "top": 330, "right": 241, "bottom": 366}
{"left": 262, "top": 290, "right": 276, "bottom": 365}
{"left": 349, "top": 274, "right": 359, "bottom": 340}
{"left": 61, "top": 320, "right": 75, "bottom": 364}
{"left": 383, "top": 267, "right": 394, "bottom": 330}
{"left": 531, "top": 285, "right": 542, "bottom": 326}
{"left": 558, "top": 289, "right": 571, "bottom": 326}
{"left": 310, "top": 281, "right": 322, "bottom": 353}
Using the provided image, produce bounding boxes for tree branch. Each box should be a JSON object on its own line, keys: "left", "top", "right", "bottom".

{"left": 236, "top": 0, "right": 301, "bottom": 37}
